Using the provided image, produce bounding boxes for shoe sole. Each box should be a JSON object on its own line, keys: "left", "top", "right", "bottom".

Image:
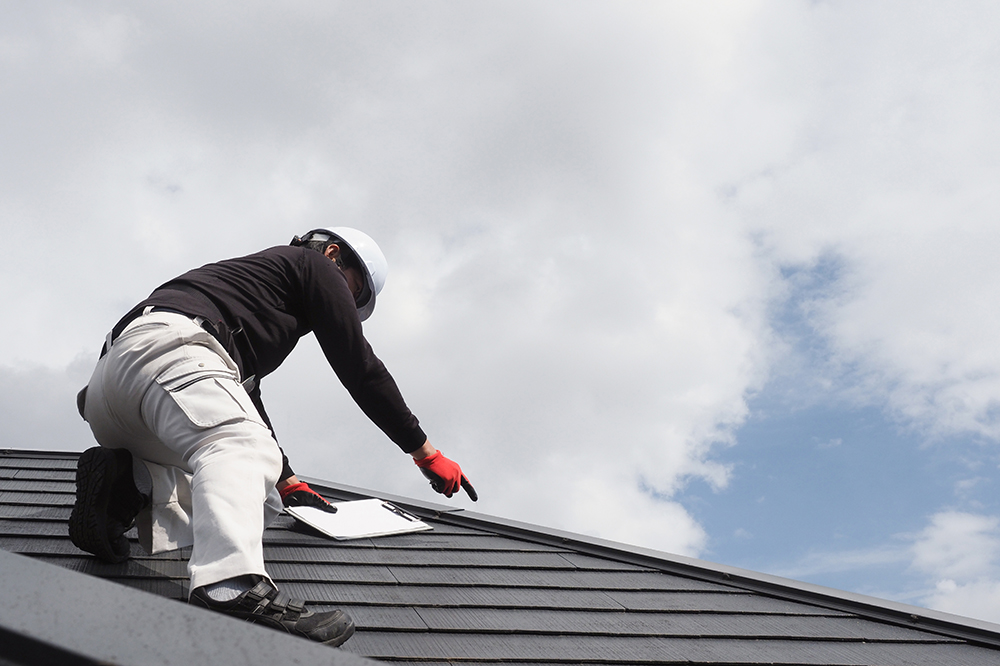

{"left": 190, "top": 589, "right": 356, "bottom": 647}
{"left": 210, "top": 608, "right": 355, "bottom": 647}
{"left": 69, "top": 447, "right": 130, "bottom": 563}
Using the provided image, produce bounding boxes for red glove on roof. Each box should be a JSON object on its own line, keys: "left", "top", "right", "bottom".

{"left": 414, "top": 451, "right": 478, "bottom": 501}
{"left": 279, "top": 481, "right": 337, "bottom": 513}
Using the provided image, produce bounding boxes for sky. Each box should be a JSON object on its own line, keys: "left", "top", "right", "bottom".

{"left": 3, "top": 1, "right": 1000, "bottom": 624}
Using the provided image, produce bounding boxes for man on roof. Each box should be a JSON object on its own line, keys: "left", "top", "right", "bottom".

{"left": 70, "top": 227, "right": 476, "bottom": 648}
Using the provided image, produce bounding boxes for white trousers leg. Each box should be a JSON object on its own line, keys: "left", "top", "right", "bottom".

{"left": 83, "top": 311, "right": 284, "bottom": 591}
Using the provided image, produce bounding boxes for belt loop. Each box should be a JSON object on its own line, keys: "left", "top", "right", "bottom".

{"left": 102, "top": 306, "right": 157, "bottom": 358}
{"left": 102, "top": 307, "right": 212, "bottom": 359}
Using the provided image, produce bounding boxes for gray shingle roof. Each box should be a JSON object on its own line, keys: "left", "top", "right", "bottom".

{"left": 3, "top": 448, "right": 1000, "bottom": 665}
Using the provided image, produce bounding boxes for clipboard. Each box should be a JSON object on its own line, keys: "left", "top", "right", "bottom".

{"left": 284, "top": 498, "right": 432, "bottom": 540}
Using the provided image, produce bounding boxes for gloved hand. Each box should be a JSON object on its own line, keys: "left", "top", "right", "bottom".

{"left": 279, "top": 481, "right": 338, "bottom": 513}
{"left": 414, "top": 451, "right": 478, "bottom": 501}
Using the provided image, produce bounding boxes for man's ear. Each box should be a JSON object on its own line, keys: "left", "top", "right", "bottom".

{"left": 323, "top": 243, "right": 341, "bottom": 261}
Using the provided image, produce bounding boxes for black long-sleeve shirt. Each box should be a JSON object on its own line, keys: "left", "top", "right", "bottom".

{"left": 111, "top": 245, "right": 426, "bottom": 479}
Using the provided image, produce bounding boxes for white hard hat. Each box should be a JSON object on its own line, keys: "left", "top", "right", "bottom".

{"left": 291, "top": 227, "right": 388, "bottom": 321}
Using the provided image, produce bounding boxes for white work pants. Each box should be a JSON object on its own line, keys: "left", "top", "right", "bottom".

{"left": 83, "top": 310, "right": 284, "bottom": 591}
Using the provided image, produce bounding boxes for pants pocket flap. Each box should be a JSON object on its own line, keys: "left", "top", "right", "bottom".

{"left": 156, "top": 357, "right": 238, "bottom": 392}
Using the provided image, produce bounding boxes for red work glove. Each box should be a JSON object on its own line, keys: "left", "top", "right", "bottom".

{"left": 414, "top": 451, "right": 478, "bottom": 501}
{"left": 279, "top": 481, "right": 337, "bottom": 513}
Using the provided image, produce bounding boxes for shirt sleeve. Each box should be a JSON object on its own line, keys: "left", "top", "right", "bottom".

{"left": 297, "top": 251, "right": 427, "bottom": 453}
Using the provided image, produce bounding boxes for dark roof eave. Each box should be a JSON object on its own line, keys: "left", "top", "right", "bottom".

{"left": 0, "top": 549, "right": 375, "bottom": 666}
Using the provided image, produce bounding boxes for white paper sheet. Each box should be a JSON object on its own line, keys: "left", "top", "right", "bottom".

{"left": 284, "top": 498, "right": 432, "bottom": 540}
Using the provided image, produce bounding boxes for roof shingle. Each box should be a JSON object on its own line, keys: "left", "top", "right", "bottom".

{"left": 3, "top": 448, "right": 1000, "bottom": 665}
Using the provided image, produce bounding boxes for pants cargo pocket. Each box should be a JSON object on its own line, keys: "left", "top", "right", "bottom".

{"left": 155, "top": 356, "right": 264, "bottom": 429}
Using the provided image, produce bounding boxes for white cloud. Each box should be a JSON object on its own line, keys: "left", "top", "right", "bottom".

{"left": 910, "top": 511, "right": 1000, "bottom": 623}
{"left": 773, "top": 545, "right": 912, "bottom": 581}
{"left": 771, "top": 511, "right": 1000, "bottom": 623}
{"left": 922, "top": 578, "right": 1000, "bottom": 625}
{"left": 3, "top": 1, "right": 1000, "bottom": 569}
{"left": 911, "top": 511, "right": 1000, "bottom": 580}
{"left": 734, "top": 2, "right": 1000, "bottom": 442}
{"left": 274, "top": 209, "right": 767, "bottom": 554}
{"left": 0, "top": 357, "right": 96, "bottom": 451}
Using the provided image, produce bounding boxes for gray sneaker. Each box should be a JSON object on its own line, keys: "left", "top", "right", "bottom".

{"left": 190, "top": 578, "right": 355, "bottom": 647}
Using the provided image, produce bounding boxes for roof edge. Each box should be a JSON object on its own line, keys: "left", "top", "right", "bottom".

{"left": 1, "top": 448, "right": 81, "bottom": 459}
{"left": 0, "top": 549, "right": 375, "bottom": 665}
{"left": 300, "top": 475, "right": 466, "bottom": 515}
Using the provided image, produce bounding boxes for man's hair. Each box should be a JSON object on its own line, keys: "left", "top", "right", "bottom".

{"left": 302, "top": 238, "right": 361, "bottom": 271}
